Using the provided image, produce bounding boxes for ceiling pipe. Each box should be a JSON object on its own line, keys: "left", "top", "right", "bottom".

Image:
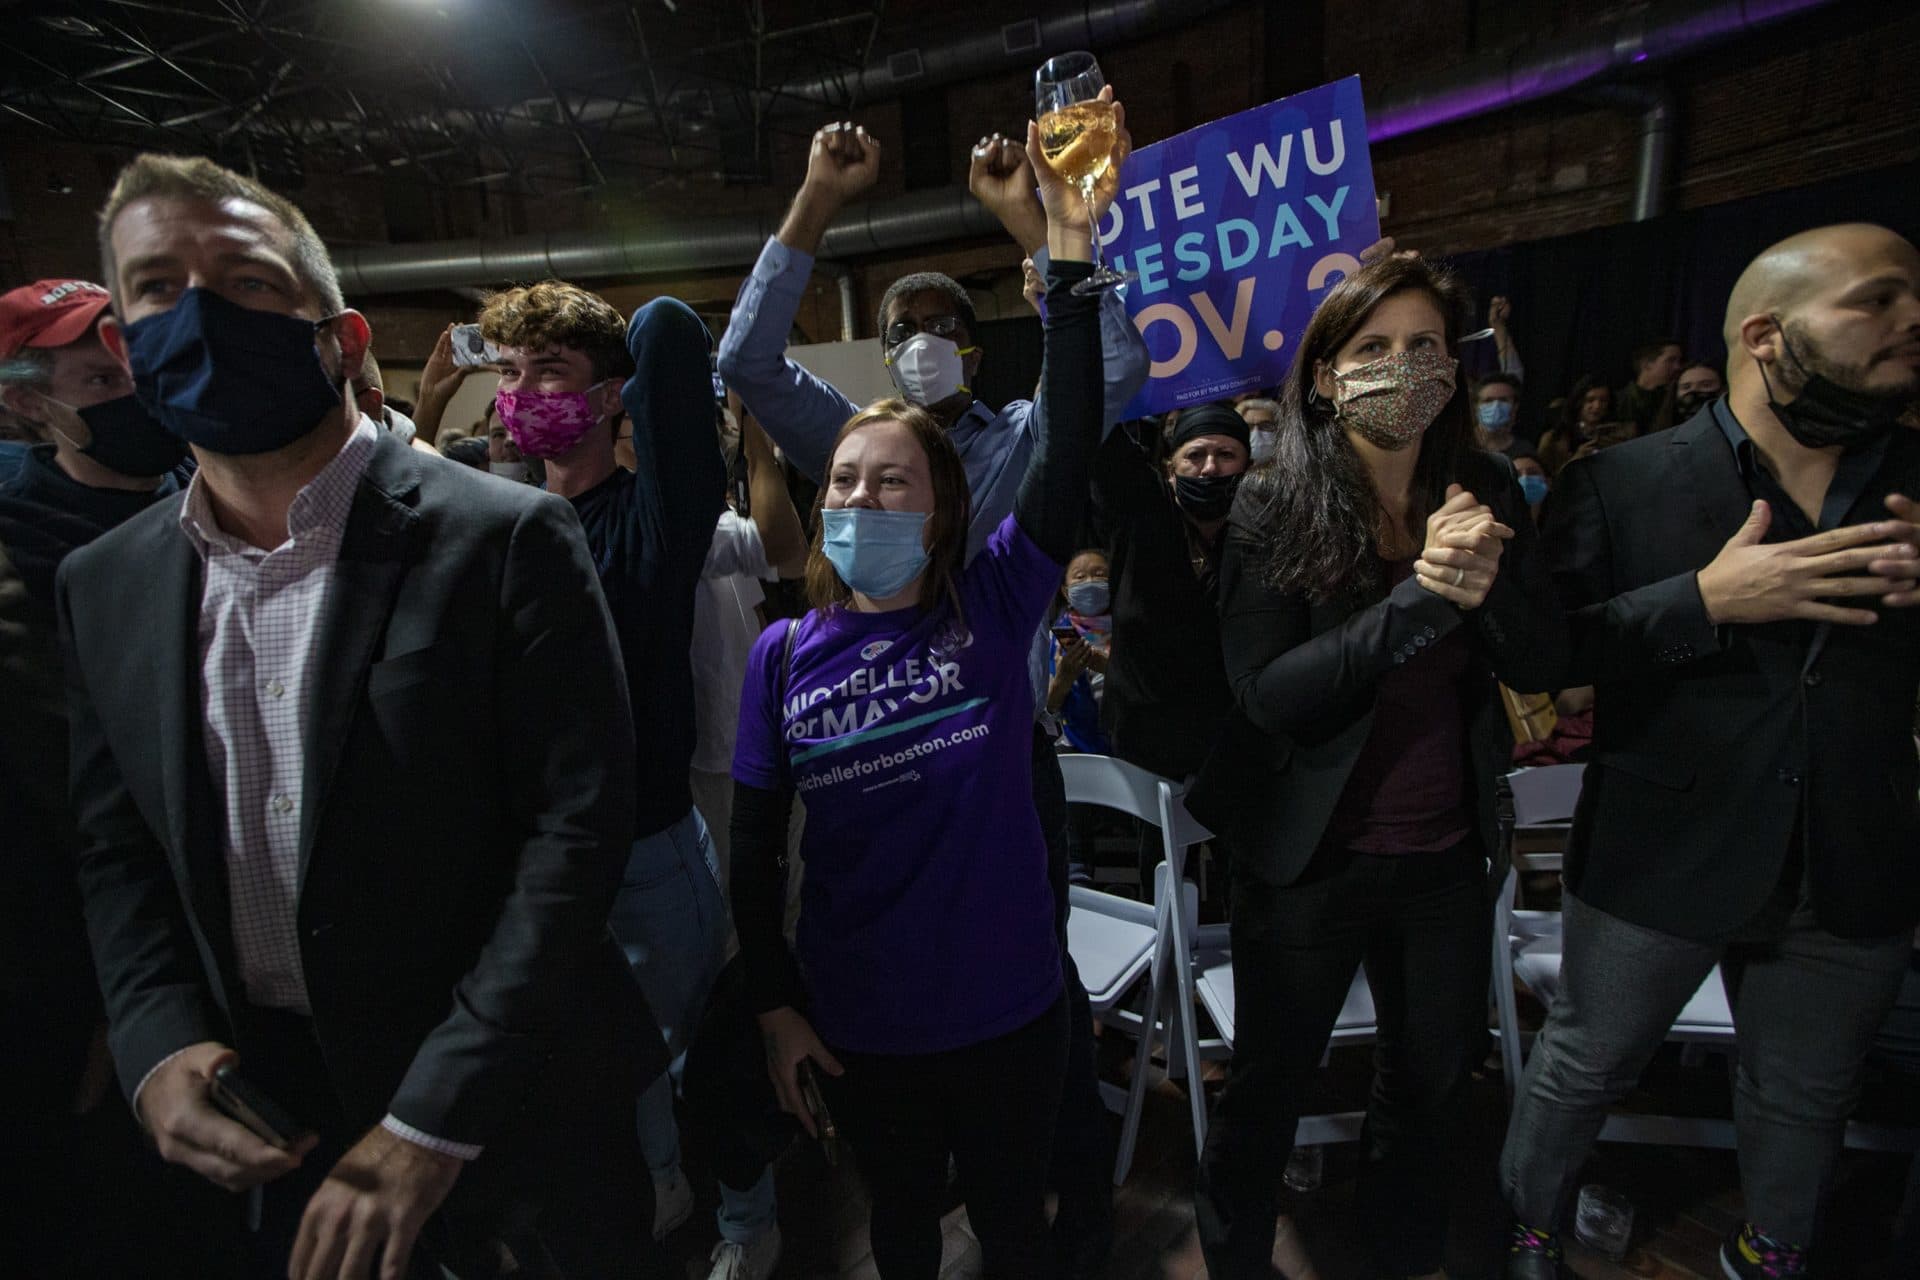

{"left": 1580, "top": 83, "right": 1679, "bottom": 222}
{"left": 1365, "top": 0, "right": 1830, "bottom": 140}
{"left": 332, "top": 0, "right": 1834, "bottom": 296}
{"left": 767, "top": 0, "right": 1235, "bottom": 109}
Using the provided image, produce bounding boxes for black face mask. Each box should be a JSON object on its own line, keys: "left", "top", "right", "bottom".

{"left": 70, "top": 394, "right": 188, "bottom": 476}
{"left": 1174, "top": 471, "right": 1241, "bottom": 522}
{"left": 1759, "top": 320, "right": 1906, "bottom": 450}
{"left": 1675, "top": 390, "right": 1717, "bottom": 420}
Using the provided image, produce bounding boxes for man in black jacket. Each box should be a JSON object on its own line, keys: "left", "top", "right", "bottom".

{"left": 0, "top": 279, "right": 232, "bottom": 1276}
{"left": 1502, "top": 224, "right": 1920, "bottom": 1280}
{"left": 61, "top": 153, "right": 667, "bottom": 1279}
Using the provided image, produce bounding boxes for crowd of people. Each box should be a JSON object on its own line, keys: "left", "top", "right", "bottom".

{"left": 1, "top": 74, "right": 1918, "bottom": 1280}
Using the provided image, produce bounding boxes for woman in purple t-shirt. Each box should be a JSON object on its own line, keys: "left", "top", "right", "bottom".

{"left": 1186, "top": 257, "right": 1569, "bottom": 1280}
{"left": 726, "top": 108, "right": 1121, "bottom": 1279}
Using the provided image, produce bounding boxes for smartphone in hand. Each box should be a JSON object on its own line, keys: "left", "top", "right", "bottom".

{"left": 209, "top": 1064, "right": 310, "bottom": 1151}
{"left": 450, "top": 323, "right": 501, "bottom": 369}
{"left": 797, "top": 1060, "right": 840, "bottom": 1167}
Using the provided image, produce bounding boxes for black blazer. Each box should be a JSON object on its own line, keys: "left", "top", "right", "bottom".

{"left": 1544, "top": 407, "right": 1920, "bottom": 941}
{"left": 1190, "top": 450, "right": 1566, "bottom": 889}
{"left": 56, "top": 432, "right": 664, "bottom": 1163}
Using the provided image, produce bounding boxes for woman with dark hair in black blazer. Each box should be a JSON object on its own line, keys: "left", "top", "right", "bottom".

{"left": 1188, "top": 256, "right": 1568, "bottom": 1280}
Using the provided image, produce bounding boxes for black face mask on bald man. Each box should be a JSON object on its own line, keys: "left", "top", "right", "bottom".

{"left": 1758, "top": 319, "right": 1906, "bottom": 451}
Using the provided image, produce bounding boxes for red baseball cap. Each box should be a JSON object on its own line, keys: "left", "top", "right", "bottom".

{"left": 0, "top": 279, "right": 113, "bottom": 359}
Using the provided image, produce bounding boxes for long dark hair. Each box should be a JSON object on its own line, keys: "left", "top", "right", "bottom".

{"left": 1235, "top": 256, "right": 1476, "bottom": 602}
{"left": 1559, "top": 374, "right": 1611, "bottom": 436}
{"left": 804, "top": 398, "right": 973, "bottom": 620}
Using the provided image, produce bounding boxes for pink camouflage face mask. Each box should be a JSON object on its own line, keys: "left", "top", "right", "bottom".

{"left": 495, "top": 381, "right": 614, "bottom": 459}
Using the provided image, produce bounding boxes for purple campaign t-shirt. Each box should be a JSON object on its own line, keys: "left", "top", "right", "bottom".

{"left": 733, "top": 514, "right": 1065, "bottom": 1055}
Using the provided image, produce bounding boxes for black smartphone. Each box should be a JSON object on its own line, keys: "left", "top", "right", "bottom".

{"left": 209, "top": 1064, "right": 309, "bottom": 1151}
{"left": 1052, "top": 625, "right": 1081, "bottom": 647}
{"left": 796, "top": 1061, "right": 840, "bottom": 1167}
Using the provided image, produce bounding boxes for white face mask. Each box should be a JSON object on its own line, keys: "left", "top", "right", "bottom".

{"left": 1249, "top": 428, "right": 1278, "bottom": 463}
{"left": 885, "top": 333, "right": 974, "bottom": 408}
{"left": 489, "top": 459, "right": 531, "bottom": 482}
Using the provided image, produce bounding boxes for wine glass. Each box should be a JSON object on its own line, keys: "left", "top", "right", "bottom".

{"left": 1034, "top": 51, "right": 1133, "bottom": 296}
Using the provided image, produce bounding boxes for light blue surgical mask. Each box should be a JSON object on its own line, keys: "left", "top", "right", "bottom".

{"left": 1476, "top": 399, "right": 1515, "bottom": 430}
{"left": 1066, "top": 580, "right": 1110, "bottom": 616}
{"left": 1518, "top": 474, "right": 1550, "bottom": 506}
{"left": 821, "top": 506, "right": 930, "bottom": 600}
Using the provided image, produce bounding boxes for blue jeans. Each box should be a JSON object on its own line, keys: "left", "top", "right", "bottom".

{"left": 607, "top": 808, "right": 729, "bottom": 1183}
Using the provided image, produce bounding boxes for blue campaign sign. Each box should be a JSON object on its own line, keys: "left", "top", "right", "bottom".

{"left": 1103, "top": 76, "right": 1378, "bottom": 417}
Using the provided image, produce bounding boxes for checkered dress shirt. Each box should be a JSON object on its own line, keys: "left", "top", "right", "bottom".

{"left": 171, "top": 417, "right": 478, "bottom": 1160}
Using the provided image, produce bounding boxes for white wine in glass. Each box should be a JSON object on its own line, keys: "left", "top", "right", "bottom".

{"left": 1034, "top": 51, "right": 1132, "bottom": 295}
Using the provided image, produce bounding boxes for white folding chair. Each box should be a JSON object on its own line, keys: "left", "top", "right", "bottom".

{"left": 1193, "top": 954, "right": 1376, "bottom": 1146}
{"left": 1059, "top": 753, "right": 1213, "bottom": 1183}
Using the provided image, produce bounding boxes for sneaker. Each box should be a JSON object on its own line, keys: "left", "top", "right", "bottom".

{"left": 707, "top": 1225, "right": 782, "bottom": 1280}
{"left": 1720, "top": 1223, "right": 1809, "bottom": 1278}
{"left": 1505, "top": 1222, "right": 1568, "bottom": 1279}
{"left": 651, "top": 1168, "right": 694, "bottom": 1241}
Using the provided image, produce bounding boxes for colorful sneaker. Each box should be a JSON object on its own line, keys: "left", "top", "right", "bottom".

{"left": 707, "top": 1225, "right": 782, "bottom": 1280}
{"left": 1720, "top": 1222, "right": 1809, "bottom": 1278}
{"left": 1505, "top": 1222, "right": 1568, "bottom": 1279}
{"left": 651, "top": 1167, "right": 694, "bottom": 1240}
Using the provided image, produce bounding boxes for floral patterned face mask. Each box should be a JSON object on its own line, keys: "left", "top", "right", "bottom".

{"left": 1327, "top": 348, "right": 1457, "bottom": 450}
{"left": 495, "top": 380, "right": 615, "bottom": 459}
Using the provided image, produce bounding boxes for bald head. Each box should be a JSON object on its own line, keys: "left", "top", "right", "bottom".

{"left": 1724, "top": 223, "right": 1916, "bottom": 349}
{"left": 1722, "top": 222, "right": 1920, "bottom": 436}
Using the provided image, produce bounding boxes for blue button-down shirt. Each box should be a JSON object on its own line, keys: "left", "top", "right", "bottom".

{"left": 717, "top": 238, "right": 1149, "bottom": 563}
{"left": 718, "top": 237, "right": 1150, "bottom": 716}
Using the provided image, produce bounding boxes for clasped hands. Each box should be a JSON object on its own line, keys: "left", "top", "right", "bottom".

{"left": 1414, "top": 484, "right": 1513, "bottom": 610}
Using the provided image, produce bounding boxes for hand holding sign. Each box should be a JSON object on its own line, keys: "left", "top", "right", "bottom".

{"left": 1106, "top": 75, "right": 1381, "bottom": 416}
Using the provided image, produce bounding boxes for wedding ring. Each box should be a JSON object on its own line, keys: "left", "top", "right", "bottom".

{"left": 1452, "top": 567, "right": 1465, "bottom": 586}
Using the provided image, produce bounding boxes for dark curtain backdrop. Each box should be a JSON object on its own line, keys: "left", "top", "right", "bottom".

{"left": 1448, "top": 159, "right": 1920, "bottom": 440}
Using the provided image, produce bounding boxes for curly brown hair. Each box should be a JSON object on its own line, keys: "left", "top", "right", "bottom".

{"left": 478, "top": 281, "right": 634, "bottom": 383}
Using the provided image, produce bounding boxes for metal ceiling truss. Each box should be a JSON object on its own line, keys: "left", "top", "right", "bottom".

{"left": 1, "top": 0, "right": 893, "bottom": 203}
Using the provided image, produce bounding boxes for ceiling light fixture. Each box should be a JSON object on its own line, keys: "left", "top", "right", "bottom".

{"left": 39, "top": 14, "right": 104, "bottom": 37}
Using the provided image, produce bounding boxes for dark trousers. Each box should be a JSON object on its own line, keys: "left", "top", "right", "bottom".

{"left": 822, "top": 996, "right": 1070, "bottom": 1279}
{"left": 1031, "top": 727, "right": 1118, "bottom": 1272}
{"left": 3, "top": 991, "right": 243, "bottom": 1279}
{"left": 1872, "top": 955, "right": 1920, "bottom": 1256}
{"left": 685, "top": 955, "right": 801, "bottom": 1195}
{"left": 241, "top": 1008, "right": 666, "bottom": 1280}
{"left": 1501, "top": 892, "right": 1911, "bottom": 1246}
{"left": 1197, "top": 843, "right": 1490, "bottom": 1279}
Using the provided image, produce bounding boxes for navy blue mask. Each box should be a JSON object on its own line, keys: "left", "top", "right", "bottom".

{"left": 124, "top": 288, "right": 344, "bottom": 455}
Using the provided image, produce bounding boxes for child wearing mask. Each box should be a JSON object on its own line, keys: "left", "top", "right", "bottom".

{"left": 1047, "top": 548, "right": 1112, "bottom": 753}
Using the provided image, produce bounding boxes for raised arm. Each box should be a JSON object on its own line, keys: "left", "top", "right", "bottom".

{"left": 624, "top": 298, "right": 729, "bottom": 577}
{"left": 715, "top": 123, "right": 877, "bottom": 483}
{"left": 1013, "top": 104, "right": 1127, "bottom": 561}
{"left": 738, "top": 396, "right": 807, "bottom": 578}
{"left": 971, "top": 119, "right": 1148, "bottom": 431}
